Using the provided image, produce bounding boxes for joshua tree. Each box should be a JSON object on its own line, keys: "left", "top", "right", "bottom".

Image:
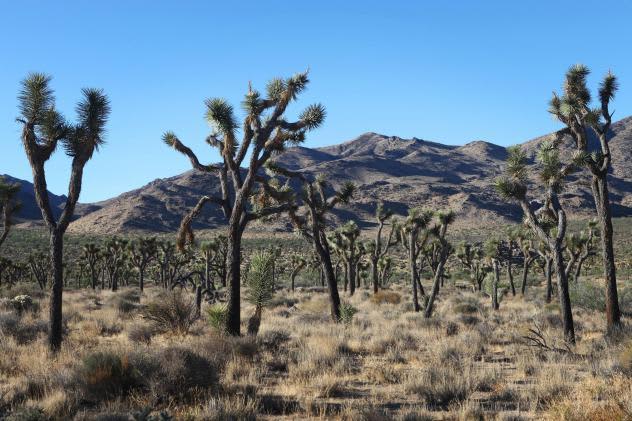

{"left": 28, "top": 252, "right": 50, "bottom": 290}
{"left": 129, "top": 237, "right": 158, "bottom": 293}
{"left": 367, "top": 202, "right": 399, "bottom": 293}
{"left": 245, "top": 250, "right": 276, "bottom": 336}
{"left": 516, "top": 229, "right": 536, "bottom": 295}
{"left": 484, "top": 238, "right": 502, "bottom": 310}
{"left": 423, "top": 210, "right": 455, "bottom": 318}
{"left": 103, "top": 238, "right": 128, "bottom": 291}
{"left": 198, "top": 235, "right": 229, "bottom": 289}
{"left": 329, "top": 221, "right": 364, "bottom": 296}
{"left": 0, "top": 177, "right": 21, "bottom": 250}
{"left": 163, "top": 71, "right": 324, "bottom": 335}
{"left": 549, "top": 64, "right": 622, "bottom": 332}
{"left": 496, "top": 141, "right": 576, "bottom": 343}
{"left": 81, "top": 243, "right": 102, "bottom": 289}
{"left": 288, "top": 253, "right": 307, "bottom": 291}
{"left": 17, "top": 73, "right": 110, "bottom": 351}
{"left": 266, "top": 163, "right": 355, "bottom": 321}
{"left": 456, "top": 241, "right": 490, "bottom": 291}
{"left": 503, "top": 228, "right": 519, "bottom": 296}
{"left": 572, "top": 221, "right": 598, "bottom": 282}
{"left": 400, "top": 208, "right": 434, "bottom": 312}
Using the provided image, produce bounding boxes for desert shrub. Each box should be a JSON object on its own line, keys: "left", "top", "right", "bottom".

{"left": 203, "top": 395, "right": 259, "bottom": 421}
{"left": 111, "top": 296, "right": 138, "bottom": 315}
{"left": 445, "top": 321, "right": 459, "bottom": 336}
{"left": 148, "top": 346, "right": 219, "bottom": 400}
{"left": 258, "top": 329, "right": 291, "bottom": 352}
{"left": 0, "top": 311, "right": 48, "bottom": 344}
{"left": 615, "top": 340, "right": 632, "bottom": 375}
{"left": 143, "top": 291, "right": 197, "bottom": 335}
{"left": 569, "top": 281, "right": 605, "bottom": 312}
{"left": 79, "top": 351, "right": 139, "bottom": 401}
{"left": 458, "top": 314, "right": 480, "bottom": 326}
{"left": 370, "top": 290, "right": 401, "bottom": 305}
{"left": 5, "top": 407, "right": 48, "bottom": 421}
{"left": 127, "top": 322, "right": 157, "bottom": 344}
{"left": 96, "top": 318, "right": 123, "bottom": 337}
{"left": 453, "top": 302, "right": 480, "bottom": 315}
{"left": 339, "top": 302, "right": 358, "bottom": 325}
{"left": 206, "top": 303, "right": 228, "bottom": 331}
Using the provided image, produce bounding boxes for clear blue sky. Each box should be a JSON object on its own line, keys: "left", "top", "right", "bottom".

{"left": 1, "top": 0, "right": 631, "bottom": 202}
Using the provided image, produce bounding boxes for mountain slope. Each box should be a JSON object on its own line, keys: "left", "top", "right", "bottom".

{"left": 12, "top": 116, "right": 632, "bottom": 233}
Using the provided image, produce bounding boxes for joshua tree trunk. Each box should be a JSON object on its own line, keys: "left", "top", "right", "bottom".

{"left": 347, "top": 260, "right": 356, "bottom": 296}
{"left": 247, "top": 305, "right": 262, "bottom": 336}
{"left": 520, "top": 258, "right": 530, "bottom": 295}
{"left": 545, "top": 257, "right": 553, "bottom": 303}
{"left": 195, "top": 284, "right": 202, "bottom": 317}
{"left": 409, "top": 232, "right": 421, "bottom": 312}
{"left": 592, "top": 177, "right": 621, "bottom": 332}
{"left": 492, "top": 259, "right": 500, "bottom": 310}
{"left": 371, "top": 257, "right": 379, "bottom": 294}
{"left": 226, "top": 223, "right": 243, "bottom": 336}
{"left": 424, "top": 259, "right": 446, "bottom": 318}
{"left": 552, "top": 244, "right": 575, "bottom": 343}
{"left": 313, "top": 232, "right": 341, "bottom": 321}
{"left": 49, "top": 230, "right": 64, "bottom": 350}
{"left": 507, "top": 264, "right": 515, "bottom": 296}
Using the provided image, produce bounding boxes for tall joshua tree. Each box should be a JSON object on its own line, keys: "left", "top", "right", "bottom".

{"left": 496, "top": 141, "right": 576, "bottom": 344}
{"left": 0, "top": 177, "right": 21, "bottom": 250}
{"left": 368, "top": 202, "right": 398, "bottom": 294}
{"left": 549, "top": 64, "right": 621, "bottom": 332}
{"left": 329, "top": 221, "right": 363, "bottom": 296}
{"left": 17, "top": 73, "right": 110, "bottom": 351}
{"left": 163, "top": 71, "right": 324, "bottom": 335}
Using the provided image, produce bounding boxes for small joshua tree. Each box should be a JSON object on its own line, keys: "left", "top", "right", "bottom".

{"left": 549, "top": 64, "right": 621, "bottom": 332}
{"left": 367, "top": 202, "right": 399, "bottom": 294}
{"left": 245, "top": 250, "right": 276, "bottom": 336}
{"left": 484, "top": 238, "right": 502, "bottom": 310}
{"left": 288, "top": 253, "right": 307, "bottom": 291}
{"left": 129, "top": 237, "right": 158, "bottom": 293}
{"left": 399, "top": 208, "right": 434, "bottom": 312}
{"left": 496, "top": 141, "right": 576, "bottom": 343}
{"left": 423, "top": 210, "right": 455, "bottom": 318}
{"left": 456, "top": 241, "right": 490, "bottom": 291}
{"left": 103, "top": 238, "right": 128, "bottom": 291}
{"left": 0, "top": 177, "right": 21, "bottom": 250}
{"left": 515, "top": 229, "right": 536, "bottom": 296}
{"left": 81, "top": 243, "right": 102, "bottom": 289}
{"left": 17, "top": 73, "right": 110, "bottom": 351}
{"left": 329, "top": 221, "right": 364, "bottom": 296}
{"left": 163, "top": 71, "right": 324, "bottom": 336}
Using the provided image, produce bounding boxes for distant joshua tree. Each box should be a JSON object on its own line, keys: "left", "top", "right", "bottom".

{"left": 81, "top": 243, "right": 102, "bottom": 289}
{"left": 367, "top": 202, "right": 399, "bottom": 294}
{"left": 423, "top": 211, "right": 455, "bottom": 318}
{"left": 549, "top": 64, "right": 621, "bottom": 333}
{"left": 0, "top": 177, "right": 21, "bottom": 250}
{"left": 163, "top": 71, "right": 324, "bottom": 335}
{"left": 129, "top": 237, "right": 158, "bottom": 293}
{"left": 496, "top": 141, "right": 576, "bottom": 344}
{"left": 17, "top": 73, "right": 110, "bottom": 351}
{"left": 400, "top": 208, "right": 434, "bottom": 312}
{"left": 329, "top": 221, "right": 364, "bottom": 296}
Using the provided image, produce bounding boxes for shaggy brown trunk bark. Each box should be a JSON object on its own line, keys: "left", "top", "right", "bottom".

{"left": 592, "top": 177, "right": 621, "bottom": 333}
{"left": 424, "top": 259, "right": 446, "bottom": 318}
{"left": 545, "top": 257, "right": 553, "bottom": 303}
{"left": 409, "top": 232, "right": 420, "bottom": 312}
{"left": 371, "top": 257, "right": 379, "bottom": 294}
{"left": 225, "top": 224, "right": 243, "bottom": 336}
{"left": 313, "top": 233, "right": 341, "bottom": 322}
{"left": 49, "top": 230, "right": 64, "bottom": 351}
{"left": 520, "top": 259, "right": 530, "bottom": 295}
{"left": 552, "top": 244, "right": 575, "bottom": 344}
{"left": 507, "top": 264, "right": 515, "bottom": 296}
{"left": 492, "top": 260, "right": 500, "bottom": 310}
{"left": 195, "top": 284, "right": 202, "bottom": 317}
{"left": 139, "top": 267, "right": 145, "bottom": 292}
{"left": 347, "top": 260, "right": 356, "bottom": 296}
{"left": 247, "top": 305, "right": 262, "bottom": 336}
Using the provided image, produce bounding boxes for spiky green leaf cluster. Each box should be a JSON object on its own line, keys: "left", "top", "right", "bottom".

{"left": 204, "top": 98, "right": 238, "bottom": 135}
{"left": 299, "top": 103, "right": 326, "bottom": 130}
{"left": 245, "top": 250, "right": 276, "bottom": 308}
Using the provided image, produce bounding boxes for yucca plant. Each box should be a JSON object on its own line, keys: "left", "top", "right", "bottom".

{"left": 245, "top": 250, "right": 276, "bottom": 336}
{"left": 16, "top": 73, "right": 110, "bottom": 351}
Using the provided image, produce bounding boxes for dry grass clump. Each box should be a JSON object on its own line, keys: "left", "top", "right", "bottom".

{"left": 370, "top": 290, "right": 402, "bottom": 305}
{"left": 142, "top": 290, "right": 198, "bottom": 335}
